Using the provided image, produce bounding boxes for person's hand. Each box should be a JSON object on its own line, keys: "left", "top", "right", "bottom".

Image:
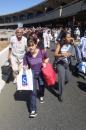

{"left": 42, "top": 63, "right": 47, "bottom": 68}
{"left": 8, "top": 55, "right": 11, "bottom": 62}
{"left": 23, "top": 65, "right": 28, "bottom": 70}
{"left": 62, "top": 52, "right": 71, "bottom": 57}
{"left": 43, "top": 58, "right": 49, "bottom": 64}
{"left": 67, "top": 52, "right": 71, "bottom": 57}
{"left": 70, "top": 38, "right": 74, "bottom": 44}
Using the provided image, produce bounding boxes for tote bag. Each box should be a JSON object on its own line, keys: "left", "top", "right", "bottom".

{"left": 17, "top": 68, "right": 33, "bottom": 91}
{"left": 42, "top": 63, "right": 57, "bottom": 86}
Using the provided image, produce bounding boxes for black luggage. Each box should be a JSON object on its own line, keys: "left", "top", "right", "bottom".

{"left": 1, "top": 61, "right": 13, "bottom": 83}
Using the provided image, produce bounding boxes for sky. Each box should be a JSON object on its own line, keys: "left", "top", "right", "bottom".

{"left": 0, "top": 0, "right": 44, "bottom": 15}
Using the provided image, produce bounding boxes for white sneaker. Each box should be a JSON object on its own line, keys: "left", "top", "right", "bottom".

{"left": 13, "top": 78, "right": 17, "bottom": 84}
{"left": 40, "top": 97, "right": 44, "bottom": 103}
{"left": 29, "top": 111, "right": 37, "bottom": 118}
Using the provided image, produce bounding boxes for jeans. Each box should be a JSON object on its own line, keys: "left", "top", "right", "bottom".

{"left": 57, "top": 64, "right": 70, "bottom": 97}
{"left": 30, "top": 72, "right": 45, "bottom": 112}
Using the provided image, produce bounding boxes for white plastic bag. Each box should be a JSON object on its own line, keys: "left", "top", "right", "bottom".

{"left": 17, "top": 68, "right": 33, "bottom": 91}
{"left": 77, "top": 62, "right": 86, "bottom": 74}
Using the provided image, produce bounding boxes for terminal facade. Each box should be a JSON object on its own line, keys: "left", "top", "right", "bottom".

{"left": 0, "top": 0, "right": 85, "bottom": 29}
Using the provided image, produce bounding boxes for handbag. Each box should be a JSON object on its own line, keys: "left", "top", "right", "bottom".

{"left": 42, "top": 63, "right": 57, "bottom": 86}
{"left": 1, "top": 61, "right": 13, "bottom": 82}
{"left": 56, "top": 57, "right": 70, "bottom": 69}
{"left": 53, "top": 57, "right": 69, "bottom": 70}
{"left": 17, "top": 68, "right": 33, "bottom": 91}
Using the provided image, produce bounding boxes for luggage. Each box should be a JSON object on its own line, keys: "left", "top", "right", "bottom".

{"left": 1, "top": 61, "right": 13, "bottom": 82}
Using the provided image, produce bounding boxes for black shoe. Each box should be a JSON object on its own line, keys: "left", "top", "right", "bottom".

{"left": 58, "top": 95, "right": 63, "bottom": 102}
{"left": 65, "top": 81, "right": 68, "bottom": 85}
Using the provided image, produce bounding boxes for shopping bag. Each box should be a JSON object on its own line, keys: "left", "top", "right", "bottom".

{"left": 42, "top": 63, "right": 57, "bottom": 86}
{"left": 77, "top": 62, "right": 86, "bottom": 74}
{"left": 17, "top": 68, "right": 33, "bottom": 91}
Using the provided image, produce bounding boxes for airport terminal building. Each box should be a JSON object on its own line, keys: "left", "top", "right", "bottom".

{"left": 0, "top": 0, "right": 85, "bottom": 29}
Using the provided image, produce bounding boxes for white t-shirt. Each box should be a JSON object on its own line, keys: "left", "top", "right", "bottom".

{"left": 61, "top": 44, "right": 71, "bottom": 53}
{"left": 10, "top": 35, "right": 27, "bottom": 61}
{"left": 60, "top": 44, "right": 72, "bottom": 62}
{"left": 43, "top": 32, "right": 49, "bottom": 44}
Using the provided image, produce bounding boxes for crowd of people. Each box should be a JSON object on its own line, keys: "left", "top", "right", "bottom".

{"left": 8, "top": 25, "right": 86, "bottom": 118}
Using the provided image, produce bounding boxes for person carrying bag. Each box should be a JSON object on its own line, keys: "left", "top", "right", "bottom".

{"left": 23, "top": 37, "right": 49, "bottom": 118}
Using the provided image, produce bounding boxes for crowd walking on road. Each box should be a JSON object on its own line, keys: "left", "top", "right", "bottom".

{"left": 7, "top": 25, "right": 86, "bottom": 118}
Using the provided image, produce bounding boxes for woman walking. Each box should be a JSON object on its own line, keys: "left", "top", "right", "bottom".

{"left": 54, "top": 33, "right": 74, "bottom": 102}
{"left": 23, "top": 37, "right": 49, "bottom": 118}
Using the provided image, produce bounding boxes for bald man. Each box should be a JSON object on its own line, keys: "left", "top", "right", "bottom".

{"left": 8, "top": 28, "right": 27, "bottom": 83}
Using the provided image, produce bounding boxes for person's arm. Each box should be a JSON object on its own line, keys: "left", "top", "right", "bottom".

{"left": 43, "top": 58, "right": 49, "bottom": 64}
{"left": 8, "top": 38, "right": 12, "bottom": 61}
{"left": 54, "top": 43, "right": 62, "bottom": 57}
{"left": 23, "top": 54, "right": 29, "bottom": 69}
{"left": 54, "top": 43, "right": 67, "bottom": 57}
{"left": 24, "top": 37, "right": 28, "bottom": 52}
{"left": 71, "top": 37, "right": 75, "bottom": 44}
{"left": 8, "top": 48, "right": 12, "bottom": 61}
{"left": 41, "top": 50, "right": 49, "bottom": 67}
{"left": 54, "top": 43, "right": 71, "bottom": 58}
{"left": 42, "top": 50, "right": 49, "bottom": 63}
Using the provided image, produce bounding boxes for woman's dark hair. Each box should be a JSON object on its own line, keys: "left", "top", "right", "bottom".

{"left": 27, "top": 36, "right": 37, "bottom": 46}
{"left": 59, "top": 32, "right": 71, "bottom": 46}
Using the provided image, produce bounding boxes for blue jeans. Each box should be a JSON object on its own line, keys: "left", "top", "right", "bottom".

{"left": 30, "top": 72, "right": 45, "bottom": 112}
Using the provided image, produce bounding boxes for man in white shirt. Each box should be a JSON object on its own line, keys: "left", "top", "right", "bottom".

{"left": 43, "top": 29, "right": 48, "bottom": 50}
{"left": 8, "top": 28, "right": 27, "bottom": 83}
{"left": 74, "top": 27, "right": 80, "bottom": 40}
{"left": 47, "top": 30, "right": 53, "bottom": 48}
